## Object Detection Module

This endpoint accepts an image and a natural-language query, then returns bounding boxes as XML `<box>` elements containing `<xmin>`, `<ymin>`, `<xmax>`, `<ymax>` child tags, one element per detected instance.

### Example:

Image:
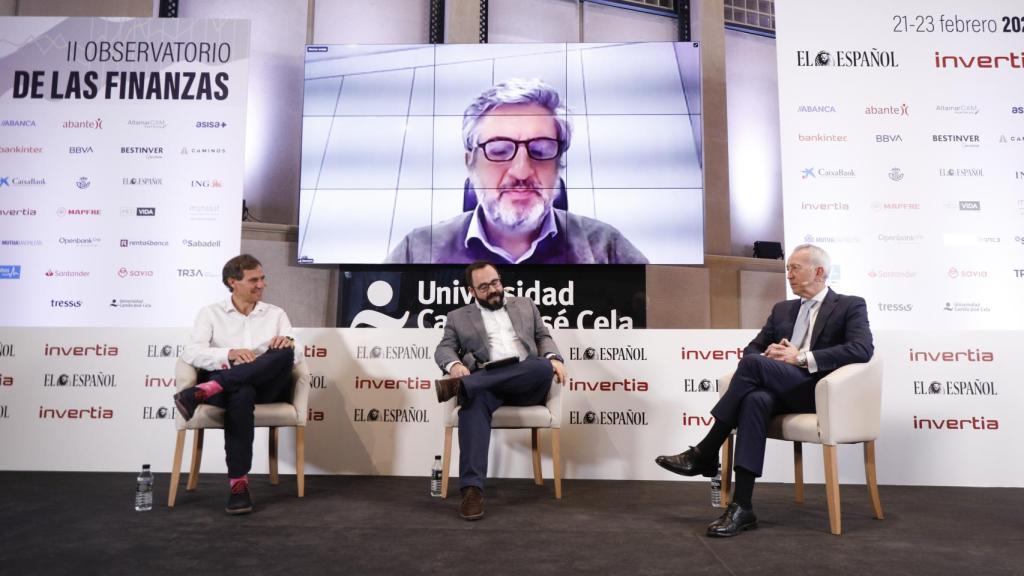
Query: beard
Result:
<box><xmin>476</xmin><ymin>289</ymin><xmax>505</xmax><ymax>311</ymax></box>
<box><xmin>476</xmin><ymin>180</ymin><xmax>553</xmax><ymax>233</ymax></box>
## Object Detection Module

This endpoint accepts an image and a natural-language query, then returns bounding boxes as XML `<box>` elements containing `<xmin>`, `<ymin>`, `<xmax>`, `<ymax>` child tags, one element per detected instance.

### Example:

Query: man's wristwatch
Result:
<box><xmin>545</xmin><ymin>353</ymin><xmax>564</xmax><ymax>363</ymax></box>
<box><xmin>796</xmin><ymin>351</ymin><xmax>808</xmax><ymax>368</ymax></box>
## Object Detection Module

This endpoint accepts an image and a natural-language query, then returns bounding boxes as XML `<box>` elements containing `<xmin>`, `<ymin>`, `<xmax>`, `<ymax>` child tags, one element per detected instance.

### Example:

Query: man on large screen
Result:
<box><xmin>385</xmin><ymin>78</ymin><xmax>648</xmax><ymax>265</ymax></box>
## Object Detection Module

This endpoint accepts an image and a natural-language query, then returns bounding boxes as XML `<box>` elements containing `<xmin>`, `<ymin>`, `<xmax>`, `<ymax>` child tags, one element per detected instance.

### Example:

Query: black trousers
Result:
<box><xmin>457</xmin><ymin>356</ymin><xmax>554</xmax><ymax>490</ymax></box>
<box><xmin>710</xmin><ymin>353</ymin><xmax>817</xmax><ymax>476</ymax></box>
<box><xmin>203</xmin><ymin>347</ymin><xmax>295</xmax><ymax>478</ymax></box>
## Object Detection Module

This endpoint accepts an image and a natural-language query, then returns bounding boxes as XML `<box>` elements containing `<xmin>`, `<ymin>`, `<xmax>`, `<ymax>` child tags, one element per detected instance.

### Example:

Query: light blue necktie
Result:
<box><xmin>790</xmin><ymin>299</ymin><xmax>817</xmax><ymax>349</ymax></box>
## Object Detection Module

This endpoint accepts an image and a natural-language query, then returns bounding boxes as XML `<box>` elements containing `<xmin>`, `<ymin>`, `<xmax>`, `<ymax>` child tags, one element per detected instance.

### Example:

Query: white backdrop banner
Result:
<box><xmin>775</xmin><ymin>0</ymin><xmax>1024</xmax><ymax>329</ymax></box>
<box><xmin>0</xmin><ymin>17</ymin><xmax>250</xmax><ymax>326</ymax></box>
<box><xmin>0</xmin><ymin>328</ymin><xmax>1018</xmax><ymax>488</ymax></box>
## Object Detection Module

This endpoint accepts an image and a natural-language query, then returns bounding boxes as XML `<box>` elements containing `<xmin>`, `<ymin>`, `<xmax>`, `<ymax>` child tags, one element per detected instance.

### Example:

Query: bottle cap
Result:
<box><xmin>143</xmin><ymin>464</ymin><xmax>151</xmax><ymax>469</ymax></box>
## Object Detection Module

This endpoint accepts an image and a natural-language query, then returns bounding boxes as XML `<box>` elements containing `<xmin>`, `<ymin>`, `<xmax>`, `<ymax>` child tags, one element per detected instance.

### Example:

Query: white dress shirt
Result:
<box><xmin>802</xmin><ymin>287</ymin><xmax>829</xmax><ymax>373</ymax></box>
<box><xmin>476</xmin><ymin>301</ymin><xmax>529</xmax><ymax>362</ymax></box>
<box><xmin>182</xmin><ymin>298</ymin><xmax>295</xmax><ymax>371</ymax></box>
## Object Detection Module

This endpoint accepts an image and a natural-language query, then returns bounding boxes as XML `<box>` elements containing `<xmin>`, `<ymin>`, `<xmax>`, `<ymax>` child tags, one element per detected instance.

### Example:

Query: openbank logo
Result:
<box><xmin>568</xmin><ymin>346</ymin><xmax>648</xmax><ymax>361</ymax></box>
<box><xmin>2</xmin><ymin>144</ymin><xmax>44</xmax><ymax>155</ymax></box>
<box><xmin>117</xmin><ymin>267</ymin><xmax>155</xmax><ymax>278</ymax></box>
<box><xmin>0</xmin><ymin>265</ymin><xmax>21</xmax><ymax>279</ymax></box>
<box><xmin>913</xmin><ymin>379</ymin><xmax>997</xmax><ymax>396</ymax></box>
<box><xmin>939</xmin><ymin>168</ymin><xmax>983</xmax><ymax>177</ymax></box>
<box><xmin>0</xmin><ymin>208</ymin><xmax>37</xmax><ymax>216</ymax></box>
<box><xmin>798</xmin><ymin>133</ymin><xmax>847</xmax><ymax>143</ymax></box>
<box><xmin>120</xmin><ymin>239</ymin><xmax>169</xmax><ymax>248</ymax></box>
<box><xmin>568</xmin><ymin>378</ymin><xmax>648</xmax><ymax>392</ymax></box>
<box><xmin>59</xmin><ymin>236</ymin><xmax>100</xmax><ymax>247</ymax></box>
<box><xmin>109</xmin><ymin>298</ymin><xmax>152</xmax><ymax>309</ymax></box>
<box><xmin>796</xmin><ymin>104</ymin><xmax>836</xmax><ymax>113</ymax></box>
<box><xmin>932</xmin><ymin>134</ymin><xmax>980</xmax><ymax>147</ymax></box>
<box><xmin>569</xmin><ymin>409</ymin><xmax>648</xmax><ymax>426</ymax></box>
<box><xmin>62</xmin><ymin>118</ymin><xmax>102</xmax><ymax>129</ymax></box>
<box><xmin>122</xmin><ymin>177</ymin><xmax>163</xmax><ymax>186</ymax></box>
<box><xmin>181</xmin><ymin>239</ymin><xmax>222</xmax><ymax>248</ymax></box>
<box><xmin>1</xmin><ymin>119</ymin><xmax>36</xmax><ymax>127</ymax></box>
<box><xmin>872</xmin><ymin>201</ymin><xmax>920</xmax><ymax>211</ymax></box>
<box><xmin>867</xmin><ymin>269</ymin><xmax>916</xmax><ymax>279</ymax></box>
<box><xmin>43</xmin><ymin>372</ymin><xmax>116</xmax><ymax>387</ymax></box>
<box><xmin>801</xmin><ymin>167</ymin><xmax>855</xmax><ymax>179</ymax></box>
<box><xmin>936</xmin><ymin>104</ymin><xmax>980</xmax><ymax>115</ymax></box>
<box><xmin>45</xmin><ymin>269</ymin><xmax>89</xmax><ymax>279</ymax></box>
<box><xmin>908</xmin><ymin>348</ymin><xmax>993</xmax><ymax>362</ymax></box>
<box><xmin>121</xmin><ymin>146</ymin><xmax>164</xmax><ymax>159</ymax></box>
<box><xmin>947</xmin><ymin>267</ymin><xmax>987</xmax><ymax>279</ymax></box>
<box><xmin>796</xmin><ymin>49</ymin><xmax>898</xmax><ymax>68</ymax></box>
<box><xmin>127</xmin><ymin>119</ymin><xmax>167</xmax><ymax>129</ymax></box>
<box><xmin>912</xmin><ymin>415</ymin><xmax>998</xmax><ymax>431</ymax></box>
<box><xmin>353</xmin><ymin>407</ymin><xmax>429</xmax><ymax>423</ymax></box>
<box><xmin>865</xmin><ymin>104</ymin><xmax>909</xmax><ymax>116</ymax></box>
<box><xmin>38</xmin><ymin>405</ymin><xmax>114</xmax><ymax>420</ymax></box>
<box><xmin>683</xmin><ymin>378</ymin><xmax>719</xmax><ymax>392</ymax></box>
<box><xmin>0</xmin><ymin>176</ymin><xmax>45</xmax><ymax>188</ymax></box>
<box><xmin>57</xmin><ymin>207</ymin><xmax>101</xmax><ymax>216</ymax></box>
<box><xmin>801</xmin><ymin>201</ymin><xmax>849</xmax><ymax>211</ymax></box>
<box><xmin>354</xmin><ymin>345</ymin><xmax>430</xmax><ymax>360</ymax></box>
<box><xmin>877</xmin><ymin>233</ymin><xmax>924</xmax><ymax>244</ymax></box>
<box><xmin>943</xmin><ymin>301</ymin><xmax>992</xmax><ymax>313</ymax></box>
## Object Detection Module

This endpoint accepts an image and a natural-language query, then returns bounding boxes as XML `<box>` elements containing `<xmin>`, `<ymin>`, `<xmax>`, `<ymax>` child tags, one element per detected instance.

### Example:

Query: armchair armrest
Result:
<box><xmin>814</xmin><ymin>356</ymin><xmax>883</xmax><ymax>445</ymax></box>
<box><xmin>291</xmin><ymin>361</ymin><xmax>311</xmax><ymax>425</ymax></box>
<box><xmin>546</xmin><ymin>376</ymin><xmax>563</xmax><ymax>428</ymax></box>
<box><xmin>175</xmin><ymin>358</ymin><xmax>198</xmax><ymax>392</ymax></box>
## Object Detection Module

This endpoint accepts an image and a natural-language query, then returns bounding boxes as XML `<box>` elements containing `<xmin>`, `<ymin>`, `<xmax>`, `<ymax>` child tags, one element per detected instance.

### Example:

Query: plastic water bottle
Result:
<box><xmin>710</xmin><ymin>464</ymin><xmax>722</xmax><ymax>508</ymax></box>
<box><xmin>135</xmin><ymin>464</ymin><xmax>154</xmax><ymax>511</ymax></box>
<box><xmin>430</xmin><ymin>455</ymin><xmax>443</xmax><ymax>497</ymax></box>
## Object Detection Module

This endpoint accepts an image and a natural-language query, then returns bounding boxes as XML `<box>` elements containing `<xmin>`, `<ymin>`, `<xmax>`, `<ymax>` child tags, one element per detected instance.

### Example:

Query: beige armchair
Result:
<box><xmin>167</xmin><ymin>357</ymin><xmax>311</xmax><ymax>507</ymax></box>
<box><xmin>440</xmin><ymin>377</ymin><xmax>562</xmax><ymax>499</ymax></box>
<box><xmin>719</xmin><ymin>356</ymin><xmax>884</xmax><ymax>534</ymax></box>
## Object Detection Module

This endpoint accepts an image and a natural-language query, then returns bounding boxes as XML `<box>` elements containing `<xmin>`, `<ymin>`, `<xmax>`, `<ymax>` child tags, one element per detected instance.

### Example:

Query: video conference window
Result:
<box><xmin>298</xmin><ymin>42</ymin><xmax>704</xmax><ymax>265</ymax></box>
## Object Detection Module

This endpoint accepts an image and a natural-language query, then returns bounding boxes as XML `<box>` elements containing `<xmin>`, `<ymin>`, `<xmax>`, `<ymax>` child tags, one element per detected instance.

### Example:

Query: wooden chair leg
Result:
<box><xmin>531</xmin><ymin>428</ymin><xmax>543</xmax><ymax>486</ymax></box>
<box><xmin>168</xmin><ymin>430</ymin><xmax>185</xmax><ymax>507</ymax></box>
<box><xmin>295</xmin><ymin>427</ymin><xmax>305</xmax><ymax>498</ymax></box>
<box><xmin>551</xmin><ymin>428</ymin><xmax>562</xmax><ymax>500</ymax></box>
<box><xmin>187</xmin><ymin>429</ymin><xmax>204</xmax><ymax>491</ymax></box>
<box><xmin>793</xmin><ymin>441</ymin><xmax>804</xmax><ymax>504</ymax></box>
<box><xmin>269</xmin><ymin>427</ymin><xmax>279</xmax><ymax>485</ymax></box>
<box><xmin>441</xmin><ymin>426</ymin><xmax>453</xmax><ymax>499</ymax></box>
<box><xmin>823</xmin><ymin>444</ymin><xmax>842</xmax><ymax>535</ymax></box>
<box><xmin>864</xmin><ymin>440</ymin><xmax>883</xmax><ymax>519</ymax></box>
<box><xmin>721</xmin><ymin>435</ymin><xmax>733</xmax><ymax>506</ymax></box>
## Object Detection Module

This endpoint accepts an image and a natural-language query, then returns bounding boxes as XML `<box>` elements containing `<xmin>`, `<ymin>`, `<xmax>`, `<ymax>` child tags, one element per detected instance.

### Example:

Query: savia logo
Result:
<box><xmin>76</xmin><ymin>177</ymin><xmax>90</xmax><ymax>189</ymax></box>
<box><xmin>353</xmin><ymin>407</ymin><xmax>429</xmax><ymax>423</ymax></box>
<box><xmin>62</xmin><ymin>118</ymin><xmax>103</xmax><ymax>129</ymax></box>
<box><xmin>569</xmin><ymin>409</ymin><xmax>648</xmax><ymax>426</ymax></box>
<box><xmin>117</xmin><ymin>267</ymin><xmax>155</xmax><ymax>278</ymax></box>
<box><xmin>796</xmin><ymin>49</ymin><xmax>898</xmax><ymax>68</ymax></box>
<box><xmin>888</xmin><ymin>168</ymin><xmax>905</xmax><ymax>181</ymax></box>
<box><xmin>864</xmin><ymin>103</ymin><xmax>909</xmax><ymax>116</ymax></box>
<box><xmin>913</xmin><ymin>379</ymin><xmax>997</xmax><ymax>396</ymax></box>
<box><xmin>947</xmin><ymin>267</ymin><xmax>988</xmax><ymax>279</ymax></box>
<box><xmin>0</xmin><ymin>265</ymin><xmax>21</xmax><ymax>279</ymax></box>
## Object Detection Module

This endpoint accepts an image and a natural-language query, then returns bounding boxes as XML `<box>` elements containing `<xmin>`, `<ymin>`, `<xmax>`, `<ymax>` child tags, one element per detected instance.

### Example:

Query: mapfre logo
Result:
<box><xmin>353</xmin><ymin>407</ymin><xmax>429</xmax><ymax>423</ymax></box>
<box><xmin>57</xmin><ymin>208</ymin><xmax>102</xmax><ymax>216</ymax></box>
<box><xmin>913</xmin><ymin>379</ymin><xmax>997</xmax><ymax>396</ymax></box>
<box><xmin>568</xmin><ymin>378</ymin><xmax>648</xmax><ymax>392</ymax></box>
<box><xmin>38</xmin><ymin>405</ymin><xmax>114</xmax><ymax>419</ymax></box>
<box><xmin>352</xmin><ymin>375</ymin><xmax>432</xmax><ymax>390</ymax></box>
<box><xmin>912</xmin><ymin>415</ymin><xmax>998</xmax><ymax>430</ymax></box>
<box><xmin>908</xmin><ymin>348</ymin><xmax>994</xmax><ymax>362</ymax></box>
<box><xmin>569</xmin><ymin>409</ymin><xmax>648</xmax><ymax>426</ymax></box>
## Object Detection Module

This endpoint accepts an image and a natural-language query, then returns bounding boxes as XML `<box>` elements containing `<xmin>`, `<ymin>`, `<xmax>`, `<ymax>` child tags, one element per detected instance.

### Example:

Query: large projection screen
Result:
<box><xmin>298</xmin><ymin>42</ymin><xmax>704</xmax><ymax>265</ymax></box>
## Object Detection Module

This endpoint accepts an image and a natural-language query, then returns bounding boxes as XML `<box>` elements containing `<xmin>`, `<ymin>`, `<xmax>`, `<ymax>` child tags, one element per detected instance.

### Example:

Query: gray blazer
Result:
<box><xmin>434</xmin><ymin>296</ymin><xmax>562</xmax><ymax>373</ymax></box>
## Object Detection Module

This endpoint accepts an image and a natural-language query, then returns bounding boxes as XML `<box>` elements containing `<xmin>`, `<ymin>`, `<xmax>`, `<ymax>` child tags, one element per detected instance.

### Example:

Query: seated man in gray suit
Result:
<box><xmin>386</xmin><ymin>78</ymin><xmax>647</xmax><ymax>265</ymax></box>
<box><xmin>433</xmin><ymin>261</ymin><xmax>567</xmax><ymax>520</ymax></box>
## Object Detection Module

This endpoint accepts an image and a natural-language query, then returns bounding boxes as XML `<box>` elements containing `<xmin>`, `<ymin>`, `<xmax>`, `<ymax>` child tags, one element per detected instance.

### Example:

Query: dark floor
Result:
<box><xmin>0</xmin><ymin>472</ymin><xmax>1021</xmax><ymax>575</ymax></box>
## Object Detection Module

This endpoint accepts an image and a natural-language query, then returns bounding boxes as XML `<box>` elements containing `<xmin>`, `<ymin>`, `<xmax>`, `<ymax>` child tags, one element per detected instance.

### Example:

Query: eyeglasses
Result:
<box><xmin>474</xmin><ymin>278</ymin><xmax>503</xmax><ymax>292</ymax></box>
<box><xmin>475</xmin><ymin>137</ymin><xmax>562</xmax><ymax>162</ymax></box>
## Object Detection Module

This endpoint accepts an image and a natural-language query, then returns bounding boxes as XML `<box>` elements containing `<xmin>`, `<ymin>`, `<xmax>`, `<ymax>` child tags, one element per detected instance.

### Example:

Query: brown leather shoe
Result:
<box><xmin>435</xmin><ymin>376</ymin><xmax>462</xmax><ymax>403</ymax></box>
<box><xmin>459</xmin><ymin>486</ymin><xmax>484</xmax><ymax>520</ymax></box>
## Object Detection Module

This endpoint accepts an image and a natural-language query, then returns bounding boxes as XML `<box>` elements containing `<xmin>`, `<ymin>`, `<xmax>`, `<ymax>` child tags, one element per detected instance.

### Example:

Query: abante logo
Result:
<box><xmin>353</xmin><ymin>407</ymin><xmax>429</xmax><ymax>423</ymax></box>
<box><xmin>352</xmin><ymin>375</ymin><xmax>432</xmax><ymax>390</ymax></box>
<box><xmin>568</xmin><ymin>378</ymin><xmax>648</xmax><ymax>392</ymax></box>
<box><xmin>865</xmin><ymin>104</ymin><xmax>909</xmax><ymax>116</ymax></box>
<box><xmin>912</xmin><ymin>416</ymin><xmax>998</xmax><ymax>430</ymax></box>
<box><xmin>569</xmin><ymin>409</ymin><xmax>648</xmax><ymax>426</ymax></box>
<box><xmin>38</xmin><ymin>405</ymin><xmax>114</xmax><ymax>420</ymax></box>
<box><xmin>935</xmin><ymin>51</ymin><xmax>1024</xmax><ymax>69</ymax></box>
<box><xmin>62</xmin><ymin>118</ymin><xmax>103</xmax><ymax>129</ymax></box>
<box><xmin>908</xmin><ymin>348</ymin><xmax>994</xmax><ymax>362</ymax></box>
<box><xmin>44</xmin><ymin>343</ymin><xmax>118</xmax><ymax>356</ymax></box>
<box><xmin>680</xmin><ymin>347</ymin><xmax>744</xmax><ymax>361</ymax></box>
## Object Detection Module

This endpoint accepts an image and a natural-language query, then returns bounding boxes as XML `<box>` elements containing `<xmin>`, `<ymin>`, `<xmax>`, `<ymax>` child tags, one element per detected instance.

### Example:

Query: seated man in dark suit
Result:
<box><xmin>433</xmin><ymin>261</ymin><xmax>567</xmax><ymax>520</ymax></box>
<box><xmin>656</xmin><ymin>244</ymin><xmax>873</xmax><ymax>536</ymax></box>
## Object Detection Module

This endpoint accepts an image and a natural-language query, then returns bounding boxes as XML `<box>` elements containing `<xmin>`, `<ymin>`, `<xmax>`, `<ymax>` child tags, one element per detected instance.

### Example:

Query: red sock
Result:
<box><xmin>197</xmin><ymin>380</ymin><xmax>223</xmax><ymax>398</ymax></box>
<box><xmin>230</xmin><ymin>475</ymin><xmax>248</xmax><ymax>490</ymax></box>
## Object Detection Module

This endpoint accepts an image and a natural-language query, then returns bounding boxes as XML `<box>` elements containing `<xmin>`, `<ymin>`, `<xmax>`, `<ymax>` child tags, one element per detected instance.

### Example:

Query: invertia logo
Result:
<box><xmin>0</xmin><ymin>208</ymin><xmax>37</xmax><ymax>216</ymax></box>
<box><xmin>913</xmin><ymin>416</ymin><xmax>998</xmax><ymax>430</ymax></box>
<box><xmin>865</xmin><ymin>104</ymin><xmax>908</xmax><ymax>116</ymax></box>
<box><xmin>352</xmin><ymin>375</ymin><xmax>432</xmax><ymax>390</ymax></box>
<box><xmin>913</xmin><ymin>379</ymin><xmax>997</xmax><ymax>396</ymax></box>
<box><xmin>38</xmin><ymin>405</ymin><xmax>114</xmax><ymax>419</ymax></box>
<box><xmin>568</xmin><ymin>378</ymin><xmax>648</xmax><ymax>392</ymax></box>
<box><xmin>307</xmin><ymin>408</ymin><xmax>325</xmax><ymax>422</ymax></box>
<box><xmin>569</xmin><ymin>410</ymin><xmax>648</xmax><ymax>426</ymax></box>
<box><xmin>353</xmin><ymin>407</ymin><xmax>429</xmax><ymax>423</ymax></box>
<box><xmin>43</xmin><ymin>343</ymin><xmax>117</xmax><ymax>356</ymax></box>
<box><xmin>935</xmin><ymin>51</ymin><xmax>1024</xmax><ymax>69</ymax></box>
<box><xmin>304</xmin><ymin>345</ymin><xmax>328</xmax><ymax>358</ymax></box>
<box><xmin>62</xmin><ymin>118</ymin><xmax>103</xmax><ymax>129</ymax></box>
<box><xmin>680</xmin><ymin>347</ymin><xmax>744</xmax><ymax>361</ymax></box>
<box><xmin>144</xmin><ymin>375</ymin><xmax>175</xmax><ymax>388</ymax></box>
<box><xmin>681</xmin><ymin>412</ymin><xmax>714</xmax><ymax>427</ymax></box>
<box><xmin>908</xmin><ymin>348</ymin><xmax>994</xmax><ymax>362</ymax></box>
<box><xmin>1</xmin><ymin>373</ymin><xmax>13</xmax><ymax>386</ymax></box>
<box><xmin>801</xmin><ymin>201</ymin><xmax>849</xmax><ymax>211</ymax></box>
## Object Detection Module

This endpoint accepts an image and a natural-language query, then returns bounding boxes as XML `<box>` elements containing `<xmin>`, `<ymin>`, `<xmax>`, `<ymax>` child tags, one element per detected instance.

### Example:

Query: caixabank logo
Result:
<box><xmin>355</xmin><ymin>345</ymin><xmax>431</xmax><ymax>360</ymax></box>
<box><xmin>568</xmin><ymin>345</ymin><xmax>647</xmax><ymax>361</ymax></box>
<box><xmin>683</xmin><ymin>378</ymin><xmax>719</xmax><ymax>393</ymax></box>
<box><xmin>142</xmin><ymin>406</ymin><xmax>176</xmax><ymax>420</ymax></box>
<box><xmin>913</xmin><ymin>379</ymin><xmax>997</xmax><ymax>396</ymax></box>
<box><xmin>43</xmin><ymin>372</ymin><xmax>116</xmax><ymax>388</ymax></box>
<box><xmin>568</xmin><ymin>377</ymin><xmax>648</xmax><ymax>392</ymax></box>
<box><xmin>352</xmin><ymin>375</ymin><xmax>433</xmax><ymax>391</ymax></box>
<box><xmin>146</xmin><ymin>344</ymin><xmax>183</xmax><ymax>358</ymax></box>
<box><xmin>569</xmin><ymin>409</ymin><xmax>648</xmax><ymax>426</ymax></box>
<box><xmin>353</xmin><ymin>407</ymin><xmax>430</xmax><ymax>423</ymax></box>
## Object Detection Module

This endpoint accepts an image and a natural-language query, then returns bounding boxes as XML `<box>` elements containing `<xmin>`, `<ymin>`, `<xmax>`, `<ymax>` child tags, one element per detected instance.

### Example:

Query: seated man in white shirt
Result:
<box><xmin>175</xmin><ymin>254</ymin><xmax>297</xmax><ymax>515</ymax></box>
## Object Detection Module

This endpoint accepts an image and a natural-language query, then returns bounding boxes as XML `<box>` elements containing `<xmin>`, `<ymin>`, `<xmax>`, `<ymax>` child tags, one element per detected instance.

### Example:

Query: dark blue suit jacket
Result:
<box><xmin>744</xmin><ymin>288</ymin><xmax>874</xmax><ymax>375</ymax></box>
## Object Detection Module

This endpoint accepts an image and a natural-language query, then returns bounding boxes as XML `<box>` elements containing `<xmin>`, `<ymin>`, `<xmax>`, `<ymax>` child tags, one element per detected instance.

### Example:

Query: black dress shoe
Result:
<box><xmin>459</xmin><ymin>486</ymin><xmax>484</xmax><ymax>520</ymax></box>
<box><xmin>173</xmin><ymin>387</ymin><xmax>203</xmax><ymax>421</ymax></box>
<box><xmin>655</xmin><ymin>446</ymin><xmax>719</xmax><ymax>477</ymax></box>
<box><xmin>435</xmin><ymin>377</ymin><xmax>462</xmax><ymax>403</ymax></box>
<box><xmin>225</xmin><ymin>480</ymin><xmax>253</xmax><ymax>515</ymax></box>
<box><xmin>707</xmin><ymin>502</ymin><xmax>758</xmax><ymax>537</ymax></box>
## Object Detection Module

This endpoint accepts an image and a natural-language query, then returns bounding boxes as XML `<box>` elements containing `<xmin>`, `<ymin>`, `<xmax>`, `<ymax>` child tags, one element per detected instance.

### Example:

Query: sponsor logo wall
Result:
<box><xmin>0</xmin><ymin>328</ymin><xmax>1019</xmax><ymax>487</ymax></box>
<box><xmin>776</xmin><ymin>0</ymin><xmax>1024</xmax><ymax>329</ymax></box>
<box><xmin>0</xmin><ymin>17</ymin><xmax>250</xmax><ymax>326</ymax></box>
